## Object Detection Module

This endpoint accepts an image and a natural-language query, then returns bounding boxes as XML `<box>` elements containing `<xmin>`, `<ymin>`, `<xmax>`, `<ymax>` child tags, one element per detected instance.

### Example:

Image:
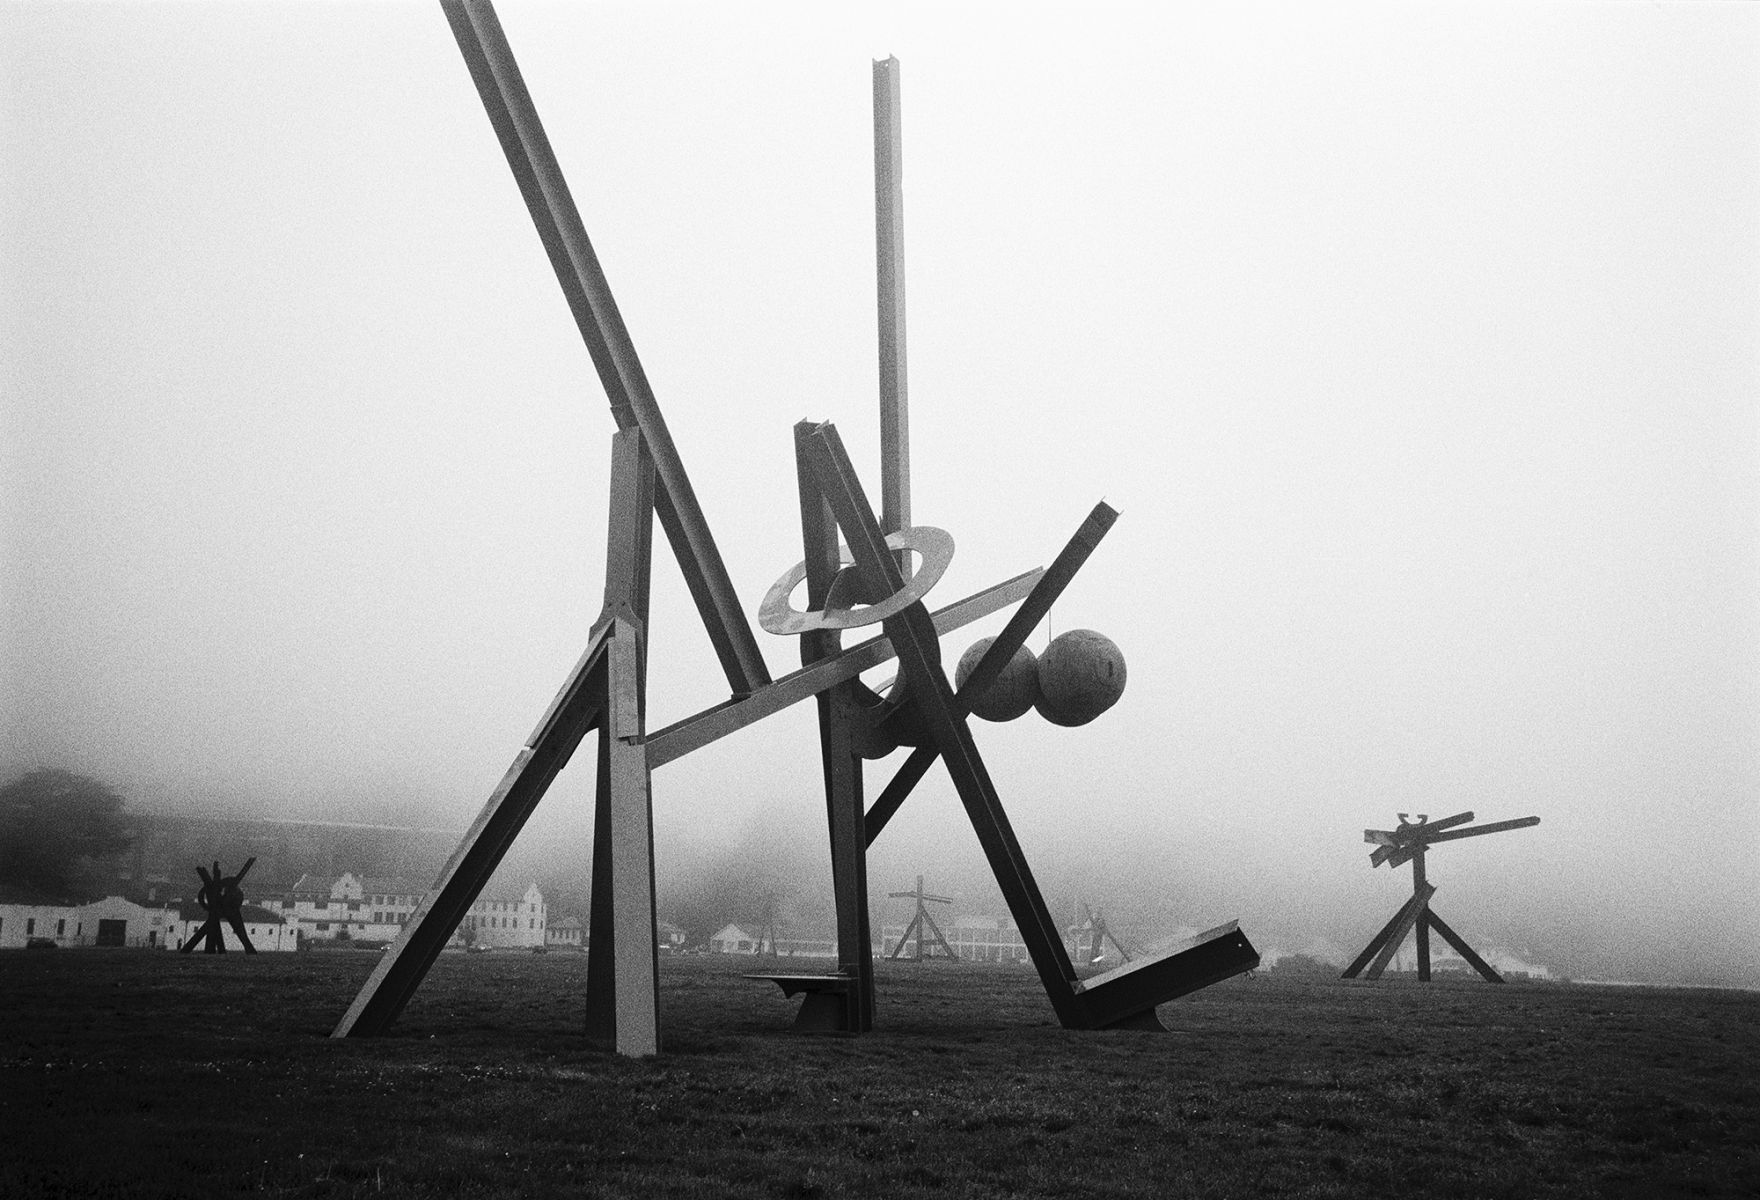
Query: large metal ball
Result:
<box><xmin>954</xmin><ymin>637</ymin><xmax>1040</xmax><ymax>722</ymax></box>
<box><xmin>1034</xmin><ymin>629</ymin><xmax>1126</xmax><ymax>727</ymax></box>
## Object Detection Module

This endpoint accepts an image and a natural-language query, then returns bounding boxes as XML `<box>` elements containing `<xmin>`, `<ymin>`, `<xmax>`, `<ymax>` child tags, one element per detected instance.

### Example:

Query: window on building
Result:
<box><xmin>57</xmin><ymin>919</ymin><xmax>66</xmax><ymax>935</ymax></box>
<box><xmin>27</xmin><ymin>918</ymin><xmax>36</xmax><ymax>935</ymax></box>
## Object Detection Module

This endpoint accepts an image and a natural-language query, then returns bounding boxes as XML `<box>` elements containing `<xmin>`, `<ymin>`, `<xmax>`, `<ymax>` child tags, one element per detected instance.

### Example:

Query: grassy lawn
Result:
<box><xmin>2</xmin><ymin>949</ymin><xmax>1754</xmax><ymax>1198</ymax></box>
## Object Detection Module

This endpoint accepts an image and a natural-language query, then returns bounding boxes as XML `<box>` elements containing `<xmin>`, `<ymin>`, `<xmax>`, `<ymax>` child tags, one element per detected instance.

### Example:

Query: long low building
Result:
<box><xmin>0</xmin><ymin>893</ymin><xmax>297</xmax><ymax>951</ymax></box>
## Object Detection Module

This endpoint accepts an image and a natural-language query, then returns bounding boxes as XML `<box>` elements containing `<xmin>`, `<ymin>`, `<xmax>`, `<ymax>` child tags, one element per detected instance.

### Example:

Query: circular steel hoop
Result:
<box><xmin>758</xmin><ymin>526</ymin><xmax>955</xmax><ymax>635</ymax></box>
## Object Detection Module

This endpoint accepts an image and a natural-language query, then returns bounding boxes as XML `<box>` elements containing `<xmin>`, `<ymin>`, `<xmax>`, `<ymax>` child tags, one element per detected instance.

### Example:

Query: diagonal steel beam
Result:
<box><xmin>440</xmin><ymin>0</ymin><xmax>769</xmax><ymax>696</ymax></box>
<box><xmin>1421</xmin><ymin>816</ymin><xmax>1541</xmax><ymax>845</ymax></box>
<box><xmin>957</xmin><ymin>501</ymin><xmax>1117</xmax><ymax>707</ymax></box>
<box><xmin>863</xmin><ymin>502</ymin><xmax>1119</xmax><ymax>846</ymax></box>
<box><xmin>644</xmin><ymin>568</ymin><xmax>1041</xmax><ymax>769</ymax></box>
<box><xmin>1424</xmin><ymin>909</ymin><xmax>1504</xmax><ymax>983</ymax></box>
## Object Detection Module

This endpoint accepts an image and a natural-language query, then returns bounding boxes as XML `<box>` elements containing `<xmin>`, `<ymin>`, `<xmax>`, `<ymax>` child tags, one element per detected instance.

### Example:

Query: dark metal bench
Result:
<box><xmin>745</xmin><ymin>974</ymin><xmax>857</xmax><ymax>1032</ymax></box>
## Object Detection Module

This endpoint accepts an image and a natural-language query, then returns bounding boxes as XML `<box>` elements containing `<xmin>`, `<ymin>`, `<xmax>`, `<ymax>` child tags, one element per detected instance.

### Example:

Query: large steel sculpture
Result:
<box><xmin>334</xmin><ymin>0</ymin><xmax>1258</xmax><ymax>1055</ymax></box>
<box><xmin>1343</xmin><ymin>811</ymin><xmax>1540</xmax><ymax>982</ymax></box>
<box><xmin>179</xmin><ymin>858</ymin><xmax>258</xmax><ymax>954</ymax></box>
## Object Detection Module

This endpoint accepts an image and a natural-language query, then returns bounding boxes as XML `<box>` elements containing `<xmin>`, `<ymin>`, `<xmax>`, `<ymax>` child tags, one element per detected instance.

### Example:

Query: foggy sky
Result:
<box><xmin>3</xmin><ymin>3</ymin><xmax>1756</xmax><ymax>984</ymax></box>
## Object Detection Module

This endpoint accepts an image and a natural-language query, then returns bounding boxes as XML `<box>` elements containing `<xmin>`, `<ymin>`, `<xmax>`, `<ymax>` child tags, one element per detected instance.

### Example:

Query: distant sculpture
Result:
<box><xmin>1343</xmin><ymin>811</ymin><xmax>1539</xmax><ymax>982</ymax></box>
<box><xmin>333</xmin><ymin>0</ymin><xmax>1257</xmax><ymax>1056</ymax></box>
<box><xmin>886</xmin><ymin>876</ymin><xmax>958</xmax><ymax>961</ymax></box>
<box><xmin>179</xmin><ymin>857</ymin><xmax>258</xmax><ymax>955</ymax></box>
<box><xmin>1071</xmin><ymin>902</ymin><xmax>1133</xmax><ymax>965</ymax></box>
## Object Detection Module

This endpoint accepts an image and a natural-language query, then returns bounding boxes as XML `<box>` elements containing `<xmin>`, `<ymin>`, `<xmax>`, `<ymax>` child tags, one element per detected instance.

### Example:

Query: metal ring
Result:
<box><xmin>758</xmin><ymin>526</ymin><xmax>955</xmax><ymax>635</ymax></box>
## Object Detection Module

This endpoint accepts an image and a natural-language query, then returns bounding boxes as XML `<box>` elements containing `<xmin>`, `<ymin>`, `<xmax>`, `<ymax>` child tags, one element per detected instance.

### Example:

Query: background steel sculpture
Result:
<box><xmin>179</xmin><ymin>858</ymin><xmax>257</xmax><ymax>954</ymax></box>
<box><xmin>334</xmin><ymin>0</ymin><xmax>1258</xmax><ymax>1055</ymax></box>
<box><xmin>1073</xmin><ymin>902</ymin><xmax>1133</xmax><ymax>966</ymax></box>
<box><xmin>886</xmin><ymin>876</ymin><xmax>958</xmax><ymax>962</ymax></box>
<box><xmin>1343</xmin><ymin>811</ymin><xmax>1540</xmax><ymax>982</ymax></box>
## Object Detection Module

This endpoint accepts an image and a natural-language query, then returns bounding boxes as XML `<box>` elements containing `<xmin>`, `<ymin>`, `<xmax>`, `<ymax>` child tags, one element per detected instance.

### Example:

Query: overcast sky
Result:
<box><xmin>3</xmin><ymin>2</ymin><xmax>1755</xmax><ymax>984</ymax></box>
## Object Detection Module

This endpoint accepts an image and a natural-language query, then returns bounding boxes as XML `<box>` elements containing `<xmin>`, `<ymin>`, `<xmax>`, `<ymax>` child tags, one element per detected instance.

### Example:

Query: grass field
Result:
<box><xmin>2</xmin><ymin>949</ymin><xmax>1755</xmax><ymax>1198</ymax></box>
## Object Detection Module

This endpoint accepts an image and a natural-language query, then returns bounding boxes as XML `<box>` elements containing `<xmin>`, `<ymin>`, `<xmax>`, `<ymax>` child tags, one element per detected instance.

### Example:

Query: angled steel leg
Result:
<box><xmin>333</xmin><ymin>625</ymin><xmax>612</xmax><ymax>1038</ymax></box>
<box><xmin>1425</xmin><ymin>909</ymin><xmax>1504</xmax><ymax>983</ymax></box>
<box><xmin>1342</xmin><ymin>894</ymin><xmax>1420</xmax><ymax>979</ymax></box>
<box><xmin>338</xmin><ymin>428</ymin><xmax>660</xmax><ymax>1045</ymax></box>
<box><xmin>1340</xmin><ymin>882</ymin><xmax>1437</xmax><ymax>982</ymax></box>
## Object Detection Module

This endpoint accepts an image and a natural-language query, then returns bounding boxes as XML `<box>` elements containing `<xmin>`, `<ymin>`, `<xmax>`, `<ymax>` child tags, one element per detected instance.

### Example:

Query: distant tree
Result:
<box><xmin>1271</xmin><ymin>953</ymin><xmax>1337</xmax><ymax>979</ymax></box>
<box><xmin>0</xmin><ymin>769</ymin><xmax>137</xmax><ymax>899</ymax></box>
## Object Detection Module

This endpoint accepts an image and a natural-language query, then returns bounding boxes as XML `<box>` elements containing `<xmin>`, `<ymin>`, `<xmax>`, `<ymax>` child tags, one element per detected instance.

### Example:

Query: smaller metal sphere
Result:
<box><xmin>954</xmin><ymin>638</ymin><xmax>1040</xmax><ymax>722</ymax></box>
<box><xmin>1034</xmin><ymin>629</ymin><xmax>1126</xmax><ymax>727</ymax></box>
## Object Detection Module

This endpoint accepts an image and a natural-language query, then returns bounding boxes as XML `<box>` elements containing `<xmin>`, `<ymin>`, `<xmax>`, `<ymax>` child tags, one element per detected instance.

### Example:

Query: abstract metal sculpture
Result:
<box><xmin>1072</xmin><ymin>902</ymin><xmax>1133</xmax><ymax>966</ymax></box>
<box><xmin>886</xmin><ymin>876</ymin><xmax>958</xmax><ymax>962</ymax></box>
<box><xmin>179</xmin><ymin>858</ymin><xmax>258</xmax><ymax>955</ymax></box>
<box><xmin>1342</xmin><ymin>811</ymin><xmax>1540</xmax><ymax>982</ymax></box>
<box><xmin>333</xmin><ymin>0</ymin><xmax>1258</xmax><ymax>1055</ymax></box>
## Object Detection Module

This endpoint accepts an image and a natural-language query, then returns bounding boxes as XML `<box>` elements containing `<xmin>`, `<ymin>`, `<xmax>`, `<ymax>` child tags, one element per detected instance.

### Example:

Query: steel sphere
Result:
<box><xmin>1033</xmin><ymin>629</ymin><xmax>1126</xmax><ymax>727</ymax></box>
<box><xmin>954</xmin><ymin>637</ymin><xmax>1040</xmax><ymax>722</ymax></box>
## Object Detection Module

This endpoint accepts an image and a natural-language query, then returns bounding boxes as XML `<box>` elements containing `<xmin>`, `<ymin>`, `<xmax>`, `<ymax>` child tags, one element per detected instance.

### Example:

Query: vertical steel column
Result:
<box><xmin>584</xmin><ymin>622</ymin><xmax>661</xmax><ymax>1054</ymax></box>
<box><xmin>873</xmin><ymin>56</ymin><xmax>909</xmax><ymax>545</ymax></box>
<box><xmin>584</xmin><ymin>430</ymin><xmax>661</xmax><ymax>1054</ymax></box>
<box><xmin>1412</xmin><ymin>847</ymin><xmax>1431</xmax><ymax>982</ymax></box>
<box><xmin>793</xmin><ymin>422</ymin><xmax>874</xmax><ymax>1031</ymax></box>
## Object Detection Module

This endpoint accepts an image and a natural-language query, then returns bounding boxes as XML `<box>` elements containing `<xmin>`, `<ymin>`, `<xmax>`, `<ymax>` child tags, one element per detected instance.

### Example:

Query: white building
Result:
<box><xmin>709</xmin><ymin>923</ymin><xmax>761</xmax><ymax>954</ymax></box>
<box><xmin>457</xmin><ymin>882</ymin><xmax>546</xmax><ymax>950</ymax></box>
<box><xmin>0</xmin><ymin>898</ymin><xmax>81</xmax><ymax>948</ymax></box>
<box><xmin>547</xmin><ymin>915</ymin><xmax>584</xmax><ymax>950</ymax></box>
<box><xmin>0</xmin><ymin>894</ymin><xmax>293</xmax><ymax>951</ymax></box>
<box><xmin>271</xmin><ymin>872</ymin><xmax>546</xmax><ymax>949</ymax></box>
<box><xmin>78</xmin><ymin>895</ymin><xmax>180</xmax><ymax>949</ymax></box>
<box><xmin>945</xmin><ymin>915</ymin><xmax>1031</xmax><ymax>964</ymax></box>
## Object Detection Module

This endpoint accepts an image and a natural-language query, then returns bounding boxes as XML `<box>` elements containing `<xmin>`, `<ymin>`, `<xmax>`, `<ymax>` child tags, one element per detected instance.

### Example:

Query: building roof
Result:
<box><xmin>288</xmin><ymin>873</ymin><xmax>340</xmax><ymax>895</ymax></box>
<box><xmin>172</xmin><ymin>901</ymin><xmax>287</xmax><ymax>924</ymax></box>
<box><xmin>357</xmin><ymin>877</ymin><xmax>420</xmax><ymax>896</ymax></box>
